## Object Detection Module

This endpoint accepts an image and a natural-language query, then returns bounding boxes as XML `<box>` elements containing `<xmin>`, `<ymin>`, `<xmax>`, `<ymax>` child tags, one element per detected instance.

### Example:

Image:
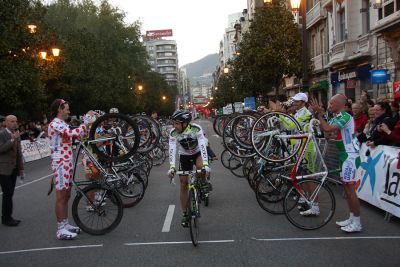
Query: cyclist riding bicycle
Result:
<box><xmin>167</xmin><ymin>109</ymin><xmax>211</xmax><ymax>227</ymax></box>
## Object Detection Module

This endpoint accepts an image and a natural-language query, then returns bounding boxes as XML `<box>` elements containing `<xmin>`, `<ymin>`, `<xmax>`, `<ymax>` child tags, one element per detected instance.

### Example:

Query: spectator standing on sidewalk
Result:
<box><xmin>352</xmin><ymin>102</ymin><xmax>368</xmax><ymax>138</ymax></box>
<box><xmin>366</xmin><ymin>102</ymin><xmax>396</xmax><ymax>148</ymax></box>
<box><xmin>0</xmin><ymin>115</ymin><xmax>24</xmax><ymax>226</ymax></box>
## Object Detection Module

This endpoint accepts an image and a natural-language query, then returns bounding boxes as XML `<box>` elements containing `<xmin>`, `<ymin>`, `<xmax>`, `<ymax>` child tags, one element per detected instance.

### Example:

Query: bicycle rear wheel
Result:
<box><xmin>116</xmin><ymin>172</ymin><xmax>146</xmax><ymax>208</ymax></box>
<box><xmin>283</xmin><ymin>179</ymin><xmax>335</xmax><ymax>230</ymax></box>
<box><xmin>89</xmin><ymin>113</ymin><xmax>140</xmax><ymax>163</ymax></box>
<box><xmin>72</xmin><ymin>184</ymin><xmax>123</xmax><ymax>235</ymax></box>
<box><xmin>188</xmin><ymin>188</ymin><xmax>199</xmax><ymax>246</ymax></box>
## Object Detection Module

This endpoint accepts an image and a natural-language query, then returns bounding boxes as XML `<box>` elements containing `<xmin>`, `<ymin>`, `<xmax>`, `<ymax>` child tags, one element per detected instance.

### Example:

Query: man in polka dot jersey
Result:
<box><xmin>48</xmin><ymin>99</ymin><xmax>93</xmax><ymax>240</ymax></box>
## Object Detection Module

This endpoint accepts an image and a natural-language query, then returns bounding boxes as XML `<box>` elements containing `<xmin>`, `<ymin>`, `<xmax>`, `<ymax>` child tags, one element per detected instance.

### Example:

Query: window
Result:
<box><xmin>320</xmin><ymin>29</ymin><xmax>325</xmax><ymax>55</ymax></box>
<box><xmin>384</xmin><ymin>2</ymin><xmax>395</xmax><ymax>16</ymax></box>
<box><xmin>361</xmin><ymin>0</ymin><xmax>370</xmax><ymax>35</ymax></box>
<box><xmin>338</xmin><ymin>8</ymin><xmax>346</xmax><ymax>42</ymax></box>
<box><xmin>311</xmin><ymin>34</ymin><xmax>317</xmax><ymax>57</ymax></box>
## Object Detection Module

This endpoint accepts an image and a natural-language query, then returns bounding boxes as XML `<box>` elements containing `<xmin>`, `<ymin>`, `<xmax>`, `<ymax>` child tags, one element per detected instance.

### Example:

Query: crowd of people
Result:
<box><xmin>255</xmin><ymin>90</ymin><xmax>400</xmax><ymax>233</ymax></box>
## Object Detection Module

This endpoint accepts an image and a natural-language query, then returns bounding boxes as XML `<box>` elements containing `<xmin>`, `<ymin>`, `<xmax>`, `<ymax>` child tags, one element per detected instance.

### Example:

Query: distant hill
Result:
<box><xmin>181</xmin><ymin>53</ymin><xmax>219</xmax><ymax>80</ymax></box>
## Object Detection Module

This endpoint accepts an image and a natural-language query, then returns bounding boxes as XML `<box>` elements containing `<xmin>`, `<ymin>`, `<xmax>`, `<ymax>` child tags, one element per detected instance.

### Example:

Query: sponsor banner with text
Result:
<box><xmin>356</xmin><ymin>144</ymin><xmax>400</xmax><ymax>218</ymax></box>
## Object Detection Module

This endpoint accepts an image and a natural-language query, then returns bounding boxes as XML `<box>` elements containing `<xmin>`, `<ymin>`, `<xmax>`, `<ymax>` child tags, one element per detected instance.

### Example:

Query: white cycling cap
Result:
<box><xmin>292</xmin><ymin>93</ymin><xmax>308</xmax><ymax>103</ymax></box>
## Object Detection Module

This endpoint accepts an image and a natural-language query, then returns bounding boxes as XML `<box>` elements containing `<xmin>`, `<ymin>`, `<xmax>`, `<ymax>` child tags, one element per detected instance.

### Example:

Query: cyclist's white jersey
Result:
<box><xmin>168</xmin><ymin>123</ymin><xmax>209</xmax><ymax>169</ymax></box>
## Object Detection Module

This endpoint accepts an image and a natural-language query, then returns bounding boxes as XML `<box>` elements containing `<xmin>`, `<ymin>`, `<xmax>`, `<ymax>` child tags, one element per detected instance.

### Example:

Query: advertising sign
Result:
<box><xmin>244</xmin><ymin>97</ymin><xmax>256</xmax><ymax>111</ymax></box>
<box><xmin>234</xmin><ymin>102</ymin><xmax>244</xmax><ymax>113</ymax></box>
<box><xmin>371</xmin><ymin>69</ymin><xmax>390</xmax><ymax>84</ymax></box>
<box><xmin>146</xmin><ymin>29</ymin><xmax>173</xmax><ymax>38</ymax></box>
<box><xmin>356</xmin><ymin>144</ymin><xmax>400</xmax><ymax>218</ymax></box>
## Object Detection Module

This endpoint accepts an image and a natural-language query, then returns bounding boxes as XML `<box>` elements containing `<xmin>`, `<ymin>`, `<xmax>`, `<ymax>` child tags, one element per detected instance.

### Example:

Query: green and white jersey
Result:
<box><xmin>328</xmin><ymin>111</ymin><xmax>358</xmax><ymax>154</ymax></box>
<box><xmin>280</xmin><ymin>106</ymin><xmax>312</xmax><ymax>130</ymax></box>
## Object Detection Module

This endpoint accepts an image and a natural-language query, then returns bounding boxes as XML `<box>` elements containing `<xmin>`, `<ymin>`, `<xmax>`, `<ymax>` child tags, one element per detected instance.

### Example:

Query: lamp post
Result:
<box><xmin>290</xmin><ymin>0</ymin><xmax>309</xmax><ymax>90</ymax></box>
<box><xmin>263</xmin><ymin>0</ymin><xmax>272</xmax><ymax>5</ymax></box>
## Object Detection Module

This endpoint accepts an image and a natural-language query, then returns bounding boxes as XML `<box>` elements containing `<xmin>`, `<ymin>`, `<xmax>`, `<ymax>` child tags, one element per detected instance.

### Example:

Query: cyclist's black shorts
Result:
<box><xmin>179</xmin><ymin>152</ymin><xmax>201</xmax><ymax>172</ymax></box>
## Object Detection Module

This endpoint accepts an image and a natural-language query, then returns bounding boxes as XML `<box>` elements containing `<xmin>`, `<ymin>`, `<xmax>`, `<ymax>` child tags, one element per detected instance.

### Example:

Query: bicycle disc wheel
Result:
<box><xmin>89</xmin><ymin>113</ymin><xmax>140</xmax><ymax>163</ymax></box>
<box><xmin>283</xmin><ymin>179</ymin><xmax>335</xmax><ymax>230</ymax></box>
<box><xmin>188</xmin><ymin>188</ymin><xmax>199</xmax><ymax>246</ymax></box>
<box><xmin>72</xmin><ymin>184</ymin><xmax>124</xmax><ymax>235</ymax></box>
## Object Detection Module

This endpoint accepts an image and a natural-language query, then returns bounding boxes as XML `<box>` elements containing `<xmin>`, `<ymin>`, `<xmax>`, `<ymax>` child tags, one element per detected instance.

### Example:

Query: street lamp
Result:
<box><xmin>290</xmin><ymin>0</ymin><xmax>301</xmax><ymax>12</ymax></box>
<box><xmin>39</xmin><ymin>51</ymin><xmax>47</xmax><ymax>60</ymax></box>
<box><xmin>27</xmin><ymin>24</ymin><xmax>37</xmax><ymax>33</ymax></box>
<box><xmin>52</xmin><ymin>48</ymin><xmax>60</xmax><ymax>57</ymax></box>
<box><xmin>162</xmin><ymin>95</ymin><xmax>167</xmax><ymax>101</ymax></box>
<box><xmin>290</xmin><ymin>0</ymin><xmax>309</xmax><ymax>89</ymax></box>
<box><xmin>215</xmin><ymin>87</ymin><xmax>218</xmax><ymax>91</ymax></box>
<box><xmin>223</xmin><ymin>67</ymin><xmax>229</xmax><ymax>74</ymax></box>
<box><xmin>264</xmin><ymin>0</ymin><xmax>272</xmax><ymax>5</ymax></box>
<box><xmin>138</xmin><ymin>85</ymin><xmax>143</xmax><ymax>91</ymax></box>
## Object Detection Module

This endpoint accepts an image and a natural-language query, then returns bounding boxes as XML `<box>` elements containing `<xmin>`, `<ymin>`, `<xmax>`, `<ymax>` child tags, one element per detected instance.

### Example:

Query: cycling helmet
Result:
<box><xmin>171</xmin><ymin>109</ymin><xmax>192</xmax><ymax>123</ymax></box>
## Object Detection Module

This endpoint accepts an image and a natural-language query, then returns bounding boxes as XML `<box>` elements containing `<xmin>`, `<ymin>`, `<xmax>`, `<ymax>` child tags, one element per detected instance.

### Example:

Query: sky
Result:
<box><xmin>107</xmin><ymin>0</ymin><xmax>246</xmax><ymax>66</ymax></box>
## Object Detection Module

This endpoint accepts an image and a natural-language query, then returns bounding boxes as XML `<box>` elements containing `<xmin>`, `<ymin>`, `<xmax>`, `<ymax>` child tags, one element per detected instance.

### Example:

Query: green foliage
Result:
<box><xmin>231</xmin><ymin>2</ymin><xmax>302</xmax><ymax>98</ymax></box>
<box><xmin>0</xmin><ymin>0</ymin><xmax>176</xmax><ymax>119</ymax></box>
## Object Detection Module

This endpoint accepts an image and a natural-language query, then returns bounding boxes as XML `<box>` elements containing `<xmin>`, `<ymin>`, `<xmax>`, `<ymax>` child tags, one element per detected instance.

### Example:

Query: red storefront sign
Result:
<box><xmin>345</xmin><ymin>79</ymin><xmax>357</xmax><ymax>89</ymax></box>
<box><xmin>393</xmin><ymin>80</ymin><xmax>400</xmax><ymax>100</ymax></box>
<box><xmin>146</xmin><ymin>29</ymin><xmax>173</xmax><ymax>38</ymax></box>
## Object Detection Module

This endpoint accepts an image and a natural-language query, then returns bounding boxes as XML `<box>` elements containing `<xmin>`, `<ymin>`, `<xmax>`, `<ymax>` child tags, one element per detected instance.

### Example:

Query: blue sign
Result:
<box><xmin>371</xmin><ymin>69</ymin><xmax>390</xmax><ymax>84</ymax></box>
<box><xmin>244</xmin><ymin>97</ymin><xmax>256</xmax><ymax>111</ymax></box>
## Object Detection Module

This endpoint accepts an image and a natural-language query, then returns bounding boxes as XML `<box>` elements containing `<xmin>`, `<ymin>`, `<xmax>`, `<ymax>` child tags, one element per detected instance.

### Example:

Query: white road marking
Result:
<box><xmin>161</xmin><ymin>205</ymin><xmax>175</xmax><ymax>232</ymax></box>
<box><xmin>16</xmin><ymin>174</ymin><xmax>53</xmax><ymax>189</ymax></box>
<box><xmin>253</xmin><ymin>236</ymin><xmax>400</xmax><ymax>242</ymax></box>
<box><xmin>212</xmin><ymin>134</ymin><xmax>220</xmax><ymax>138</ymax></box>
<box><xmin>124</xmin><ymin>240</ymin><xmax>235</xmax><ymax>246</ymax></box>
<box><xmin>0</xmin><ymin>244</ymin><xmax>103</xmax><ymax>255</ymax></box>
<box><xmin>0</xmin><ymin>173</ymin><xmax>52</xmax><ymax>196</ymax></box>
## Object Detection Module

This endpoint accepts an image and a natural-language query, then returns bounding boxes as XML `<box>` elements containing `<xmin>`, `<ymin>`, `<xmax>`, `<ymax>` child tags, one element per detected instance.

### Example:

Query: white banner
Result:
<box><xmin>21</xmin><ymin>140</ymin><xmax>41</xmax><ymax>162</ymax></box>
<box><xmin>36</xmin><ymin>138</ymin><xmax>51</xmax><ymax>158</ymax></box>
<box><xmin>356</xmin><ymin>144</ymin><xmax>400</xmax><ymax>218</ymax></box>
<box><xmin>21</xmin><ymin>138</ymin><xmax>51</xmax><ymax>162</ymax></box>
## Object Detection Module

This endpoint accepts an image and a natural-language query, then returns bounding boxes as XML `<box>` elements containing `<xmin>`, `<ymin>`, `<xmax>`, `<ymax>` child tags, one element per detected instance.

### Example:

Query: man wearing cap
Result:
<box><xmin>271</xmin><ymin>93</ymin><xmax>318</xmax><ymax>215</ymax></box>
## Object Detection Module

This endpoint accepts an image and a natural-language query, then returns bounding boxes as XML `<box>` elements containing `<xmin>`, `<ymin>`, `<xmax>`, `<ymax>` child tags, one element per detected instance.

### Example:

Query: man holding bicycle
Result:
<box><xmin>167</xmin><ymin>110</ymin><xmax>210</xmax><ymax>227</ymax></box>
<box><xmin>310</xmin><ymin>94</ymin><xmax>362</xmax><ymax>233</ymax></box>
<box><xmin>48</xmin><ymin>99</ymin><xmax>93</xmax><ymax>240</ymax></box>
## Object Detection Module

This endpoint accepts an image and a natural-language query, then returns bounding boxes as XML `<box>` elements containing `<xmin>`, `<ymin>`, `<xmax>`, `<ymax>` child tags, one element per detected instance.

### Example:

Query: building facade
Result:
<box><xmin>311</xmin><ymin>0</ymin><xmax>399</xmax><ymax>103</ymax></box>
<box><xmin>143</xmin><ymin>39</ymin><xmax>179</xmax><ymax>86</ymax></box>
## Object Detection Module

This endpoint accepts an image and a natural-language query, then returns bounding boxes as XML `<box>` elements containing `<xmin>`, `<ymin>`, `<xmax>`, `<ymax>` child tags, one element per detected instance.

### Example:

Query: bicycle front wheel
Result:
<box><xmin>283</xmin><ymin>179</ymin><xmax>335</xmax><ymax>230</ymax></box>
<box><xmin>188</xmin><ymin>188</ymin><xmax>200</xmax><ymax>246</ymax></box>
<box><xmin>72</xmin><ymin>184</ymin><xmax>124</xmax><ymax>235</ymax></box>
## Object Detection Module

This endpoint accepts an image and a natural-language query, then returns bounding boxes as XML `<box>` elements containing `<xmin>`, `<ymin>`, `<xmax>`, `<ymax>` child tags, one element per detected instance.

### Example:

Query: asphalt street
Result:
<box><xmin>0</xmin><ymin>119</ymin><xmax>399</xmax><ymax>267</ymax></box>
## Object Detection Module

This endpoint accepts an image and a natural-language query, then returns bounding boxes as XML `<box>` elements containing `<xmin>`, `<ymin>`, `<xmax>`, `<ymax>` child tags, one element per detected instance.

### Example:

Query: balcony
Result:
<box><xmin>306</xmin><ymin>2</ymin><xmax>327</xmax><ymax>29</ymax></box>
<box><xmin>311</xmin><ymin>53</ymin><xmax>328</xmax><ymax>72</ymax></box>
<box><xmin>328</xmin><ymin>40</ymin><xmax>358</xmax><ymax>66</ymax></box>
<box><xmin>357</xmin><ymin>34</ymin><xmax>372</xmax><ymax>56</ymax></box>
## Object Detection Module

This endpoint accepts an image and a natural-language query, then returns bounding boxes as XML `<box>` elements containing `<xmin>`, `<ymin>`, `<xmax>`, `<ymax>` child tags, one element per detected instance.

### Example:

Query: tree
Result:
<box><xmin>0</xmin><ymin>0</ymin><xmax>48</xmax><ymax>119</ymax></box>
<box><xmin>231</xmin><ymin>2</ymin><xmax>302</xmax><ymax>98</ymax></box>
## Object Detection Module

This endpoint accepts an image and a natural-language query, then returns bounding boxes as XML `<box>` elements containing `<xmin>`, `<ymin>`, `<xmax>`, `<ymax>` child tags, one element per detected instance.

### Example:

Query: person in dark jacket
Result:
<box><xmin>366</xmin><ymin>102</ymin><xmax>396</xmax><ymax>148</ymax></box>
